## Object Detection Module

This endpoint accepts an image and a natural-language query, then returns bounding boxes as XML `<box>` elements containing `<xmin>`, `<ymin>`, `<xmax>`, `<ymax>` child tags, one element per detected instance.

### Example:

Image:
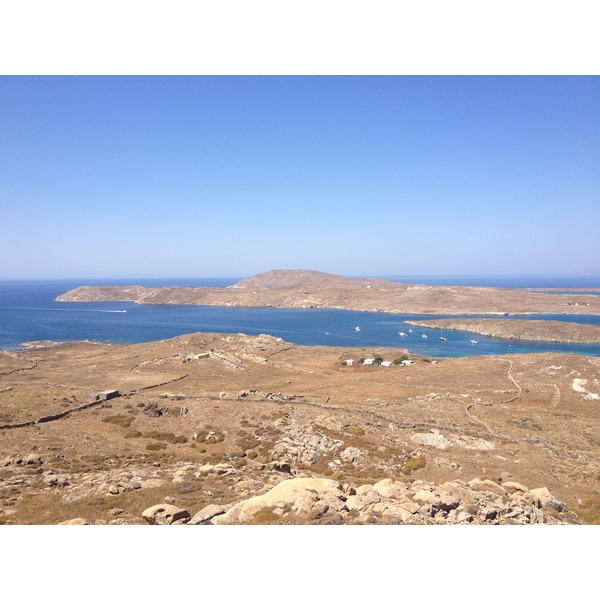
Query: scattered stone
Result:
<box><xmin>138</xmin><ymin>476</ymin><xmax>585</xmax><ymax>525</ymax></box>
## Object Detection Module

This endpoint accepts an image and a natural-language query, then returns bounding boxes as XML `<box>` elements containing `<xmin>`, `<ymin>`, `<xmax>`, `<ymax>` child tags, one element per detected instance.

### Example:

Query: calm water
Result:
<box><xmin>1</xmin><ymin>276</ymin><xmax>600</xmax><ymax>358</ymax></box>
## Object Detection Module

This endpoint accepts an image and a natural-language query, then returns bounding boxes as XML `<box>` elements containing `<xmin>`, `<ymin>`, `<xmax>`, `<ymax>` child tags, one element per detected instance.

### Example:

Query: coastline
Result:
<box><xmin>406</xmin><ymin>318</ymin><xmax>600</xmax><ymax>344</ymax></box>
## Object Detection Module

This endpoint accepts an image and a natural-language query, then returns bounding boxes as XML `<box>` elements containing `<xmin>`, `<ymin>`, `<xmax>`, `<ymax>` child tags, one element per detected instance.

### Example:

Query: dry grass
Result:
<box><xmin>402</xmin><ymin>457</ymin><xmax>426</xmax><ymax>475</ymax></box>
<box><xmin>575</xmin><ymin>498</ymin><xmax>600</xmax><ymax>524</ymax></box>
<box><xmin>102</xmin><ymin>415</ymin><xmax>135</xmax><ymax>428</ymax></box>
<box><xmin>251</xmin><ymin>507</ymin><xmax>280</xmax><ymax>524</ymax></box>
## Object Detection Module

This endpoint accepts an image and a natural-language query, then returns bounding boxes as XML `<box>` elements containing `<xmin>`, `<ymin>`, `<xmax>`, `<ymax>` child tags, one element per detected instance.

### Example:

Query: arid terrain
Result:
<box><xmin>56</xmin><ymin>269</ymin><xmax>600</xmax><ymax>317</ymax></box>
<box><xmin>406</xmin><ymin>318</ymin><xmax>600</xmax><ymax>344</ymax></box>
<box><xmin>1</xmin><ymin>331</ymin><xmax>599</xmax><ymax>525</ymax></box>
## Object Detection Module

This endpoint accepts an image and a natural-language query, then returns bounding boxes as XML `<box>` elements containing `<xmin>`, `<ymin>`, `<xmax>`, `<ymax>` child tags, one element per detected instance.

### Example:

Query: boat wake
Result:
<box><xmin>8</xmin><ymin>307</ymin><xmax>127</xmax><ymax>313</ymax></box>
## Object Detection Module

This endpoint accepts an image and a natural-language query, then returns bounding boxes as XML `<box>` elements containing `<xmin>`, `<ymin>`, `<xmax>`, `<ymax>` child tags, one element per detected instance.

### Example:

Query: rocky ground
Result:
<box><xmin>1</xmin><ymin>332</ymin><xmax>599</xmax><ymax>525</ymax></box>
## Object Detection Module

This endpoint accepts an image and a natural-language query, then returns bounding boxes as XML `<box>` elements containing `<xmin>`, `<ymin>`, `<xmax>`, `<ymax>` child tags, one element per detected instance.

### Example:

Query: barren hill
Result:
<box><xmin>229</xmin><ymin>269</ymin><xmax>359</xmax><ymax>289</ymax></box>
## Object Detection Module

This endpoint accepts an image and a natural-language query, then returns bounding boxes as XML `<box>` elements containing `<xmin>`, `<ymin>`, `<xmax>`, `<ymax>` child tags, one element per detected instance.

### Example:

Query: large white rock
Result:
<box><xmin>468</xmin><ymin>478</ymin><xmax>506</xmax><ymax>496</ymax></box>
<box><xmin>502</xmin><ymin>481</ymin><xmax>529</xmax><ymax>494</ymax></box>
<box><xmin>411</xmin><ymin>431</ymin><xmax>452</xmax><ymax>449</ymax></box>
<box><xmin>529</xmin><ymin>487</ymin><xmax>567</xmax><ymax>512</ymax></box>
<box><xmin>212</xmin><ymin>478</ymin><xmax>345</xmax><ymax>524</ymax></box>
<box><xmin>58</xmin><ymin>518</ymin><xmax>91</xmax><ymax>525</ymax></box>
<box><xmin>372</xmin><ymin>478</ymin><xmax>409</xmax><ymax>500</ymax></box>
<box><xmin>189</xmin><ymin>504</ymin><xmax>231</xmax><ymax>525</ymax></box>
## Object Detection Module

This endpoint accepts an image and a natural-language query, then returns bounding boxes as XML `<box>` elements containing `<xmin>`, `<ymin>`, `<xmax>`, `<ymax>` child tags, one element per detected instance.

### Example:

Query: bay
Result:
<box><xmin>1</xmin><ymin>277</ymin><xmax>600</xmax><ymax>358</ymax></box>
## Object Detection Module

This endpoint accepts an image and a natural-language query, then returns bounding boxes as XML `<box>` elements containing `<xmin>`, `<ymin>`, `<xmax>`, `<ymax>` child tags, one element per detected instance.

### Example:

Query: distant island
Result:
<box><xmin>56</xmin><ymin>269</ymin><xmax>600</xmax><ymax>317</ymax></box>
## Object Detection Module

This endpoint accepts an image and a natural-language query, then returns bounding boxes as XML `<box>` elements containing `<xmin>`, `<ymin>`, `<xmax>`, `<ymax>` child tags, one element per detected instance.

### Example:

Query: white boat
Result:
<box><xmin>399</xmin><ymin>331</ymin><xmax>406</xmax><ymax>336</ymax></box>
<box><xmin>439</xmin><ymin>337</ymin><xmax>446</xmax><ymax>341</ymax></box>
<box><xmin>355</xmin><ymin>327</ymin><xmax>361</xmax><ymax>332</ymax></box>
<box><xmin>422</xmin><ymin>334</ymin><xmax>428</xmax><ymax>338</ymax></box>
<box><xmin>470</xmin><ymin>340</ymin><xmax>479</xmax><ymax>344</ymax></box>
<box><xmin>408</xmin><ymin>329</ymin><xmax>413</xmax><ymax>333</ymax></box>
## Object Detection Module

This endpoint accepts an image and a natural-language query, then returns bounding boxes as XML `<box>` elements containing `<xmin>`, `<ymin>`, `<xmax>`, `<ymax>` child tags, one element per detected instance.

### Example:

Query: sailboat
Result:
<box><xmin>439</xmin><ymin>327</ymin><xmax>446</xmax><ymax>341</ymax></box>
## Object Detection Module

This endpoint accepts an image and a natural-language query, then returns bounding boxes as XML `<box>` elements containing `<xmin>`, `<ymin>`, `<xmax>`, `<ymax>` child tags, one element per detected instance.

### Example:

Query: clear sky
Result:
<box><xmin>1</xmin><ymin>75</ymin><xmax>598</xmax><ymax>279</ymax></box>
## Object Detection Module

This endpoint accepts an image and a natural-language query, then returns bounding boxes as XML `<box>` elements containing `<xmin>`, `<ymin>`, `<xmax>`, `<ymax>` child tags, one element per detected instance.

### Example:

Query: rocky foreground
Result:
<box><xmin>1</xmin><ymin>331</ymin><xmax>599</xmax><ymax>525</ymax></box>
<box><xmin>55</xmin><ymin>269</ymin><xmax>600</xmax><ymax>316</ymax></box>
<box><xmin>138</xmin><ymin>476</ymin><xmax>580</xmax><ymax>526</ymax></box>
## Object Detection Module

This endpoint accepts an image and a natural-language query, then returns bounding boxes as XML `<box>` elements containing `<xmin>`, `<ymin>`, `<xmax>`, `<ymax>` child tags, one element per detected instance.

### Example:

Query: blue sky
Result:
<box><xmin>1</xmin><ymin>76</ymin><xmax>598</xmax><ymax>278</ymax></box>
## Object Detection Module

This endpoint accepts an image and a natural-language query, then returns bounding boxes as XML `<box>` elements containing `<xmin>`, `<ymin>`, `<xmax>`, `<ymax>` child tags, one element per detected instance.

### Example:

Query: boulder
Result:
<box><xmin>412</xmin><ymin>489</ymin><xmax>438</xmax><ymax>504</ymax></box>
<box><xmin>59</xmin><ymin>518</ymin><xmax>91</xmax><ymax>525</ymax></box>
<box><xmin>212</xmin><ymin>477</ymin><xmax>345</xmax><ymax>524</ymax></box>
<box><xmin>431</xmin><ymin>493</ymin><xmax>461</xmax><ymax>513</ymax></box>
<box><xmin>340</xmin><ymin>446</ymin><xmax>365</xmax><ymax>463</ymax></box>
<box><xmin>142</xmin><ymin>504</ymin><xmax>191</xmax><ymax>525</ymax></box>
<box><xmin>529</xmin><ymin>487</ymin><xmax>567</xmax><ymax>513</ymax></box>
<box><xmin>372</xmin><ymin>478</ymin><xmax>409</xmax><ymax>499</ymax></box>
<box><xmin>502</xmin><ymin>481</ymin><xmax>529</xmax><ymax>494</ymax></box>
<box><xmin>468</xmin><ymin>478</ymin><xmax>506</xmax><ymax>496</ymax></box>
<box><xmin>23</xmin><ymin>454</ymin><xmax>42</xmax><ymax>465</ymax></box>
<box><xmin>346</xmin><ymin>490</ymin><xmax>381</xmax><ymax>512</ymax></box>
<box><xmin>411</xmin><ymin>431</ymin><xmax>453</xmax><ymax>449</ymax></box>
<box><xmin>189</xmin><ymin>504</ymin><xmax>231</xmax><ymax>525</ymax></box>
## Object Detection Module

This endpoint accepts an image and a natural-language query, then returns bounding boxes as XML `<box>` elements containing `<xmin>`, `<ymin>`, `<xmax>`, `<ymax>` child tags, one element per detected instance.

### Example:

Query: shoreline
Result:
<box><xmin>406</xmin><ymin>317</ymin><xmax>600</xmax><ymax>344</ymax></box>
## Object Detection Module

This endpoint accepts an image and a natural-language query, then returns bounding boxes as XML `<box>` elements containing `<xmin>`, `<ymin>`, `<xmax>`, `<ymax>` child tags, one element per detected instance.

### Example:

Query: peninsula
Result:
<box><xmin>56</xmin><ymin>269</ymin><xmax>600</xmax><ymax>316</ymax></box>
<box><xmin>406</xmin><ymin>318</ymin><xmax>600</xmax><ymax>344</ymax></box>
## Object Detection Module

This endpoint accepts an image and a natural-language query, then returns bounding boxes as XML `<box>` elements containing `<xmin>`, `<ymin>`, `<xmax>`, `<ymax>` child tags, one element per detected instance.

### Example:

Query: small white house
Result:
<box><xmin>363</xmin><ymin>358</ymin><xmax>376</xmax><ymax>365</ymax></box>
<box><xmin>344</xmin><ymin>359</ymin><xmax>355</xmax><ymax>366</ymax></box>
<box><xmin>401</xmin><ymin>360</ymin><xmax>413</xmax><ymax>366</ymax></box>
<box><xmin>381</xmin><ymin>361</ymin><xmax>393</xmax><ymax>367</ymax></box>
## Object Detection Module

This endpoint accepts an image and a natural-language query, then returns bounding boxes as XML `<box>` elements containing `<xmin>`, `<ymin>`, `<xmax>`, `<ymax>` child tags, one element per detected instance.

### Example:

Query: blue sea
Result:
<box><xmin>1</xmin><ymin>276</ymin><xmax>600</xmax><ymax>358</ymax></box>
